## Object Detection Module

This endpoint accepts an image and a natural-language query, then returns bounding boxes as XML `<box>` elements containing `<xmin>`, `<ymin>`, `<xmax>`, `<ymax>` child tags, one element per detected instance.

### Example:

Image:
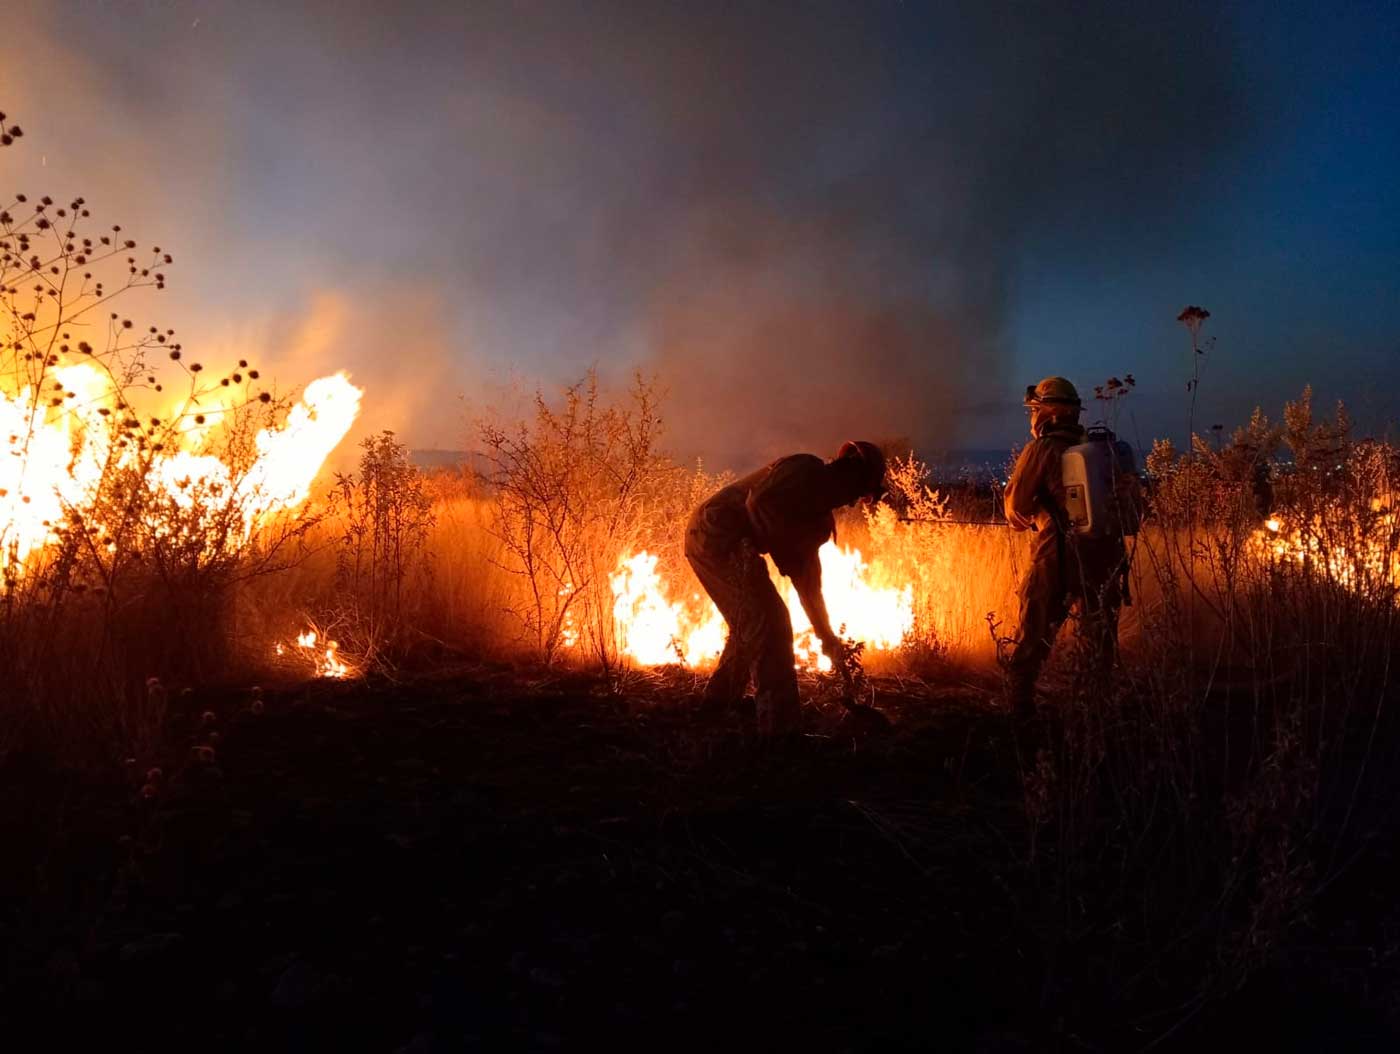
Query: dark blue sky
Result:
<box><xmin>6</xmin><ymin>0</ymin><xmax>1398</xmax><ymax>464</ymax></box>
<box><xmin>1007</xmin><ymin>0</ymin><xmax>1400</xmax><ymax>452</ymax></box>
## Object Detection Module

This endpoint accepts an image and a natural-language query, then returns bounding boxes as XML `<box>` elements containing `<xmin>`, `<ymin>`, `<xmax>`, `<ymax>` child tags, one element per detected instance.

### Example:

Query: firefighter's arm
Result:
<box><xmin>788</xmin><ymin>548</ymin><xmax>841</xmax><ymax>654</ymax></box>
<box><xmin>1003</xmin><ymin>444</ymin><xmax>1042</xmax><ymax>532</ymax></box>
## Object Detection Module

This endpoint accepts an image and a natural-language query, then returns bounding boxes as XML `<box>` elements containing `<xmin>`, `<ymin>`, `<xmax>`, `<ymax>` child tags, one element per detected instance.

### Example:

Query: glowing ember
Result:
<box><xmin>1250</xmin><ymin>511</ymin><xmax>1400</xmax><ymax>593</ymax></box>
<box><xmin>277</xmin><ymin>627</ymin><xmax>352</xmax><ymax>678</ymax></box>
<box><xmin>608</xmin><ymin>541</ymin><xmax>914</xmax><ymax>670</ymax></box>
<box><xmin>559</xmin><ymin>583</ymin><xmax>581</xmax><ymax>650</ymax></box>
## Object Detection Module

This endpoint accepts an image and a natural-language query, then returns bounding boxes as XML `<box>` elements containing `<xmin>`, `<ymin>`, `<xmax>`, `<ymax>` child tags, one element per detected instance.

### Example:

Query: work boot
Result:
<box><xmin>1005</xmin><ymin>678</ymin><xmax>1037</xmax><ymax>721</ymax></box>
<box><xmin>698</xmin><ymin>692</ymin><xmax>734</xmax><ymax>717</ymax></box>
<box><xmin>755</xmin><ymin>688</ymin><xmax>801</xmax><ymax>737</ymax></box>
<box><xmin>698</xmin><ymin>690</ymin><xmax>755</xmax><ymax>718</ymax></box>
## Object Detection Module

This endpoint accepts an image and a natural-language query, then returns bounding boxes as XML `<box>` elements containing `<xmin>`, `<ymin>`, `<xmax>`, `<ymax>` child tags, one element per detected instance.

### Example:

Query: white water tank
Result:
<box><xmin>1062</xmin><ymin>428</ymin><xmax>1140</xmax><ymax>538</ymax></box>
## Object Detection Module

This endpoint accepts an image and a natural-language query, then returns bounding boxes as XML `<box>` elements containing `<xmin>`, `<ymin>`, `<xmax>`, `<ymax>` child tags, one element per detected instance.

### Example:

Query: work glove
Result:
<box><xmin>821</xmin><ymin>637</ymin><xmax>858</xmax><ymax>693</ymax></box>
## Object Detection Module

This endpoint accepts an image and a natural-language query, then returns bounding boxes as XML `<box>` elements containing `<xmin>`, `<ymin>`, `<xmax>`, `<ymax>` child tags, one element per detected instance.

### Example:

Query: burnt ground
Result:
<box><xmin>3</xmin><ymin>665</ymin><xmax>1398</xmax><ymax>1052</ymax></box>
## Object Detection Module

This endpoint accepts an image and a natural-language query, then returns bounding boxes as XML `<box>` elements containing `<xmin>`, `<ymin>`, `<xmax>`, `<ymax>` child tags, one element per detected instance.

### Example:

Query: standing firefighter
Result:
<box><xmin>1005</xmin><ymin>377</ymin><xmax>1128</xmax><ymax>715</ymax></box>
<box><xmin>685</xmin><ymin>441</ymin><xmax>888</xmax><ymax>735</ymax></box>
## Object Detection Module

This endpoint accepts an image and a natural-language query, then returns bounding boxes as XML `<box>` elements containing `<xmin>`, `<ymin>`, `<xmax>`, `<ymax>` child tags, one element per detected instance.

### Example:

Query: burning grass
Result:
<box><xmin>0</xmin><ymin>183</ymin><xmax>365</xmax><ymax>761</ymax></box>
<box><xmin>5</xmin><ymin>368</ymin><xmax>1399</xmax><ymax>1043</ymax></box>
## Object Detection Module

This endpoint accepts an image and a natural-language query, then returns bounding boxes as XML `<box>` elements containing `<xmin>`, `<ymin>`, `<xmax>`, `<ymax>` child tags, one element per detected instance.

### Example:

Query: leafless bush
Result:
<box><xmin>332</xmin><ymin>432</ymin><xmax>436</xmax><ymax>663</ymax></box>
<box><xmin>479</xmin><ymin>369</ymin><xmax>677</xmax><ymax>666</ymax></box>
<box><xmin>0</xmin><ymin>115</ymin><xmax>324</xmax><ymax>764</ymax></box>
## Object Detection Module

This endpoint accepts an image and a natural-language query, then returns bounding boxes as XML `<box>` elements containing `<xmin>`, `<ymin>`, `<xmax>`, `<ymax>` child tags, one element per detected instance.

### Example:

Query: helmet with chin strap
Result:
<box><xmin>835</xmin><ymin>440</ymin><xmax>888</xmax><ymax>502</ymax></box>
<box><xmin>1024</xmin><ymin>376</ymin><xmax>1082</xmax><ymax>436</ymax></box>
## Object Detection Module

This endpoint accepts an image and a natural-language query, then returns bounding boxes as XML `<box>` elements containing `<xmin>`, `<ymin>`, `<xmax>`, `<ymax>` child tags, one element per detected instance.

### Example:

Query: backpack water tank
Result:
<box><xmin>1062</xmin><ymin>426</ymin><xmax>1141</xmax><ymax>538</ymax></box>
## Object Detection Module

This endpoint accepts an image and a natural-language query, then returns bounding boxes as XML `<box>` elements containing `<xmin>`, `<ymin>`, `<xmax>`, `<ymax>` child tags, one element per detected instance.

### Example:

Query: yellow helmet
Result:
<box><xmin>1024</xmin><ymin>376</ymin><xmax>1082</xmax><ymax>409</ymax></box>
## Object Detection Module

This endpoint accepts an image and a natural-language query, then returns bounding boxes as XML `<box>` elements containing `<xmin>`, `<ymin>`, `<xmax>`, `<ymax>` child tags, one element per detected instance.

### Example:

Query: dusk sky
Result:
<box><xmin>7</xmin><ymin>0</ymin><xmax>1398</xmax><ymax>465</ymax></box>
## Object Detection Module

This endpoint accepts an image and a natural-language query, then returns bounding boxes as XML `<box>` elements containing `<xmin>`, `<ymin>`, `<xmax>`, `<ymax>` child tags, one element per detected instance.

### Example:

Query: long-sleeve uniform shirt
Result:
<box><xmin>686</xmin><ymin>454</ymin><xmax>840</xmax><ymax>645</ymax></box>
<box><xmin>1003</xmin><ymin>422</ymin><xmax>1086</xmax><ymax>563</ymax></box>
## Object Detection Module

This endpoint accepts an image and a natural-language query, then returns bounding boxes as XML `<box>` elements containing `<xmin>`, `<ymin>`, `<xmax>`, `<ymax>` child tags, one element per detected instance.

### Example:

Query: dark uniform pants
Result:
<box><xmin>1008</xmin><ymin>535</ymin><xmax>1124</xmax><ymax>703</ymax></box>
<box><xmin>684</xmin><ymin>507</ymin><xmax>800</xmax><ymax>735</ymax></box>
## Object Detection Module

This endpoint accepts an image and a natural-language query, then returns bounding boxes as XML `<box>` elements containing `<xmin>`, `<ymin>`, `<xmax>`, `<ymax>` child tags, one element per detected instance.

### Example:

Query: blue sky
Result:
<box><xmin>1009</xmin><ymin>0</ymin><xmax>1400</xmax><ymax>447</ymax></box>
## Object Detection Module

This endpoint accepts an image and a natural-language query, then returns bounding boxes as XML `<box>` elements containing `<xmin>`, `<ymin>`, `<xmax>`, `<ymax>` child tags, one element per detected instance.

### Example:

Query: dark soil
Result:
<box><xmin>2</xmin><ymin>665</ymin><xmax>1396</xmax><ymax>1051</ymax></box>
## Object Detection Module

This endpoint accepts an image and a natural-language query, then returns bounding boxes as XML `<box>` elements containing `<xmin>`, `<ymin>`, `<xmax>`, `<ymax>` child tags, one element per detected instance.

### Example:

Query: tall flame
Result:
<box><xmin>611</xmin><ymin>551</ymin><xmax>725</xmax><ymax>667</ymax></box>
<box><xmin>242</xmin><ymin>374</ymin><xmax>363</xmax><ymax>521</ymax></box>
<box><xmin>1</xmin><ymin>364</ymin><xmax>117</xmax><ymax>567</ymax></box>
<box><xmin>1</xmin><ymin>363</ymin><xmax>361</xmax><ymax>571</ymax></box>
<box><xmin>778</xmin><ymin>543</ymin><xmax>914</xmax><ymax>672</ymax></box>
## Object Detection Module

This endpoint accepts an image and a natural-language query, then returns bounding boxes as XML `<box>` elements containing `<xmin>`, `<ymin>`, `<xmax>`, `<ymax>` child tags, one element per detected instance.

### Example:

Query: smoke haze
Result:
<box><xmin>5</xmin><ymin>1</ymin><xmax>1396</xmax><ymax>465</ymax></box>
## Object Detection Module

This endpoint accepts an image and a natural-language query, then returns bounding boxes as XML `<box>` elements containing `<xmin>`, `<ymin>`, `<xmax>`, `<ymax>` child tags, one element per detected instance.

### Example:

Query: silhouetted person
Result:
<box><xmin>1005</xmin><ymin>378</ymin><xmax>1126</xmax><ymax>716</ymax></box>
<box><xmin>685</xmin><ymin>441</ymin><xmax>887</xmax><ymax>735</ymax></box>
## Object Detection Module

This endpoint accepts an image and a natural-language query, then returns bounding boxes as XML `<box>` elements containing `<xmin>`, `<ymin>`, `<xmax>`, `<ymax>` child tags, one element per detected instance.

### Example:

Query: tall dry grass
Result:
<box><xmin>262</xmin><ymin>378</ymin><xmax>1398</xmax><ymax>1035</ymax></box>
<box><xmin>4</xmin><ymin>303</ymin><xmax>1398</xmax><ymax>1038</ymax></box>
<box><xmin>853</xmin><ymin>462</ymin><xmax>1029</xmax><ymax>666</ymax></box>
<box><xmin>254</xmin><ymin>376</ymin><xmax>727</xmax><ymax>674</ymax></box>
<box><xmin>1002</xmin><ymin>385</ymin><xmax>1400</xmax><ymax>1031</ymax></box>
<box><xmin>413</xmin><ymin>480</ymin><xmax>514</xmax><ymax>656</ymax></box>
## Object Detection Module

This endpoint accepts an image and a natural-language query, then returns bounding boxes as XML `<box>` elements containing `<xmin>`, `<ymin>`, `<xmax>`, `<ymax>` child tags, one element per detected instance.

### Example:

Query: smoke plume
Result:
<box><xmin>5</xmin><ymin>0</ymin><xmax>1249</xmax><ymax>465</ymax></box>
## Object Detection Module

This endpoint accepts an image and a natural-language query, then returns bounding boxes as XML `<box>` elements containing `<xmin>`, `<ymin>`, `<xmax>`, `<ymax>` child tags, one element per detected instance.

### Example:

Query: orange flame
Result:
<box><xmin>1</xmin><ymin>364</ymin><xmax>112</xmax><ymax>567</ymax></box>
<box><xmin>276</xmin><ymin>627</ymin><xmax>352</xmax><ymax>678</ymax></box>
<box><xmin>611</xmin><ymin>551</ymin><xmax>725</xmax><ymax>666</ymax></box>
<box><xmin>1250</xmin><ymin>507</ymin><xmax>1400</xmax><ymax>592</ymax></box>
<box><xmin>609</xmin><ymin>541</ymin><xmax>914</xmax><ymax>670</ymax></box>
<box><xmin>1</xmin><ymin>364</ymin><xmax>361</xmax><ymax>571</ymax></box>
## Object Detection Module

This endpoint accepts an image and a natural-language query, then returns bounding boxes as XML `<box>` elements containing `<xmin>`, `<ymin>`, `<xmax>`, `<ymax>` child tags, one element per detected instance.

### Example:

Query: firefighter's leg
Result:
<box><xmin>751</xmin><ymin>577</ymin><xmax>800</xmax><ymax>737</ymax></box>
<box><xmin>704</xmin><ymin>628</ymin><xmax>748</xmax><ymax>709</ymax></box>
<box><xmin>1076</xmin><ymin>547</ymin><xmax>1124</xmax><ymax>675</ymax></box>
<box><xmin>1007</xmin><ymin>557</ymin><xmax>1067</xmax><ymax>713</ymax></box>
<box><xmin>685</xmin><ymin>537</ymin><xmax>757</xmax><ymax>708</ymax></box>
<box><xmin>1090</xmin><ymin>577</ymin><xmax>1124</xmax><ymax>674</ymax></box>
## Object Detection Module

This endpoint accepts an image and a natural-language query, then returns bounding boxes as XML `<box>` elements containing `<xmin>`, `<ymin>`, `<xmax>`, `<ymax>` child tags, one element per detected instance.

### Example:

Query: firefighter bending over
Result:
<box><xmin>1005</xmin><ymin>377</ymin><xmax>1127</xmax><ymax>715</ymax></box>
<box><xmin>685</xmin><ymin>441</ymin><xmax>887</xmax><ymax>735</ymax></box>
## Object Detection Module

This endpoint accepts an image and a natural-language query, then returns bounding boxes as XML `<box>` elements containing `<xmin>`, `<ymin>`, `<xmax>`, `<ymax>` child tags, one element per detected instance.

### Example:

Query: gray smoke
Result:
<box><xmin>5</xmin><ymin>1</ymin><xmax>1249</xmax><ymax>465</ymax></box>
<box><xmin>630</xmin><ymin>2</ymin><xmax>1247</xmax><ymax>463</ymax></box>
